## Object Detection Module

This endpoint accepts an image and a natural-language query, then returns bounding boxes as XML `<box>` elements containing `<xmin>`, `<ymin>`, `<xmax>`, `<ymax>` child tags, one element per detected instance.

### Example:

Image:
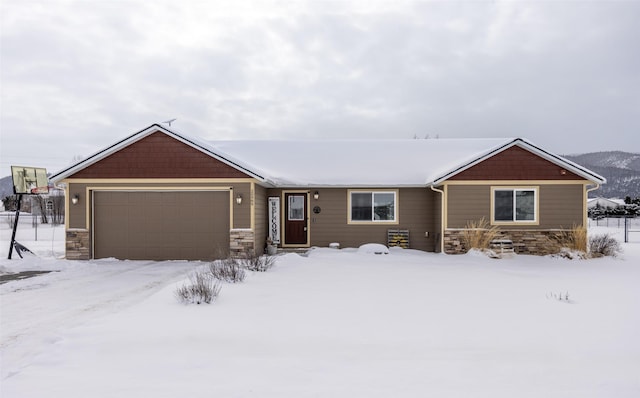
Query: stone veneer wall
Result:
<box><xmin>444</xmin><ymin>229</ymin><xmax>569</xmax><ymax>255</ymax></box>
<box><xmin>66</xmin><ymin>229</ymin><xmax>90</xmax><ymax>260</ymax></box>
<box><xmin>230</xmin><ymin>229</ymin><xmax>255</xmax><ymax>257</ymax></box>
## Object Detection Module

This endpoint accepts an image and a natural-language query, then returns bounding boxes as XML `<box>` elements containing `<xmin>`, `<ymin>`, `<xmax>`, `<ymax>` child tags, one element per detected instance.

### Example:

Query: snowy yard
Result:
<box><xmin>1</xmin><ymin>217</ymin><xmax>639</xmax><ymax>397</ymax></box>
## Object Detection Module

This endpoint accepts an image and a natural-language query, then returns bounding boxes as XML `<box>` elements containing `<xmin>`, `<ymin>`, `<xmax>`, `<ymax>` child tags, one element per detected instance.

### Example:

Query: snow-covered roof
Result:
<box><xmin>50</xmin><ymin>123</ymin><xmax>606</xmax><ymax>187</ymax></box>
<box><xmin>587</xmin><ymin>197</ymin><xmax>625</xmax><ymax>208</ymax></box>
<box><xmin>208</xmin><ymin>138</ymin><xmax>510</xmax><ymax>187</ymax></box>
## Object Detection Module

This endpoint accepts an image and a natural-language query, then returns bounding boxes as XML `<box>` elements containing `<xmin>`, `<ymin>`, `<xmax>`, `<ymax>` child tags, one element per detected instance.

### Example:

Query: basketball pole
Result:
<box><xmin>8</xmin><ymin>194</ymin><xmax>23</xmax><ymax>260</ymax></box>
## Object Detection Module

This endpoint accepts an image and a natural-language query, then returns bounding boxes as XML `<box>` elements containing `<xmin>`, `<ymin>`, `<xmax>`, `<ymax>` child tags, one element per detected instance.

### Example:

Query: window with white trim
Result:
<box><xmin>350</xmin><ymin>191</ymin><xmax>396</xmax><ymax>222</ymax></box>
<box><xmin>493</xmin><ymin>188</ymin><xmax>537</xmax><ymax>222</ymax></box>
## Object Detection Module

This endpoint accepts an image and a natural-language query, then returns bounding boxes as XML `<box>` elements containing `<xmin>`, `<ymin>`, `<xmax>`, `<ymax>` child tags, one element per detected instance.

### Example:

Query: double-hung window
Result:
<box><xmin>492</xmin><ymin>187</ymin><xmax>537</xmax><ymax>223</ymax></box>
<box><xmin>349</xmin><ymin>191</ymin><xmax>397</xmax><ymax>223</ymax></box>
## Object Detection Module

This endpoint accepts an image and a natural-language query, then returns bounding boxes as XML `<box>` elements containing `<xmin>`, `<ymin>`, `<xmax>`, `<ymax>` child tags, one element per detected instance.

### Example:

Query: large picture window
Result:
<box><xmin>350</xmin><ymin>191</ymin><xmax>396</xmax><ymax>222</ymax></box>
<box><xmin>493</xmin><ymin>188</ymin><xmax>537</xmax><ymax>223</ymax></box>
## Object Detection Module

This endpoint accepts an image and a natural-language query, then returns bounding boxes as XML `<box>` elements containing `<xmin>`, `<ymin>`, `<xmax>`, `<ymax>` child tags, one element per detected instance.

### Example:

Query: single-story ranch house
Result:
<box><xmin>50</xmin><ymin>123</ymin><xmax>605</xmax><ymax>260</ymax></box>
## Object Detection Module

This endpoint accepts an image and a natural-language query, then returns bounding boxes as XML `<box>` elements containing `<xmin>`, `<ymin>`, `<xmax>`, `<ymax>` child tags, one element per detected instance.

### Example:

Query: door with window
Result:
<box><xmin>284</xmin><ymin>193</ymin><xmax>308</xmax><ymax>245</ymax></box>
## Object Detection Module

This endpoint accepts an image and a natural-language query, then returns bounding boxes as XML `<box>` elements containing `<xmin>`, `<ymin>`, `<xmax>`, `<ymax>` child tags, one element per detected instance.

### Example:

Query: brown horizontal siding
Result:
<box><xmin>70</xmin><ymin>131</ymin><xmax>252</xmax><ymax>179</ymax></box>
<box><xmin>449</xmin><ymin>145</ymin><xmax>583</xmax><ymax>181</ymax></box>
<box><xmin>232</xmin><ymin>183</ymin><xmax>252</xmax><ymax>229</ymax></box>
<box><xmin>539</xmin><ymin>185</ymin><xmax>585</xmax><ymax>227</ymax></box>
<box><xmin>447</xmin><ymin>183</ymin><xmax>585</xmax><ymax>229</ymax></box>
<box><xmin>268</xmin><ymin>188</ymin><xmax>437</xmax><ymax>251</ymax></box>
<box><xmin>447</xmin><ymin>185</ymin><xmax>490</xmax><ymax>228</ymax></box>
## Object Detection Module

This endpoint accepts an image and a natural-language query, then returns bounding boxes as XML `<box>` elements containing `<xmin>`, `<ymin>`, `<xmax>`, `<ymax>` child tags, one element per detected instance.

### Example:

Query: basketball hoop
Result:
<box><xmin>30</xmin><ymin>186</ymin><xmax>50</xmax><ymax>195</ymax></box>
<box><xmin>11</xmin><ymin>166</ymin><xmax>49</xmax><ymax>195</ymax></box>
<box><xmin>8</xmin><ymin>165</ymin><xmax>50</xmax><ymax>259</ymax></box>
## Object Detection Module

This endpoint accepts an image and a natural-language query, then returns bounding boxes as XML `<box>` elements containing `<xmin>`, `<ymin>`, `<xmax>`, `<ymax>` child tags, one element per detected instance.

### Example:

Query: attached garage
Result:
<box><xmin>93</xmin><ymin>191</ymin><xmax>230</xmax><ymax>261</ymax></box>
<box><xmin>51</xmin><ymin>124</ymin><xmax>264</xmax><ymax>261</ymax></box>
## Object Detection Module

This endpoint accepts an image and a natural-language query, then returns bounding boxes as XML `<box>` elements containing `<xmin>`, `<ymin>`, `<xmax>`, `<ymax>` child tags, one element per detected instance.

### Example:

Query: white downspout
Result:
<box><xmin>430</xmin><ymin>184</ymin><xmax>445</xmax><ymax>253</ymax></box>
<box><xmin>585</xmin><ymin>183</ymin><xmax>601</xmax><ymax>227</ymax></box>
<box><xmin>586</xmin><ymin>183</ymin><xmax>600</xmax><ymax>196</ymax></box>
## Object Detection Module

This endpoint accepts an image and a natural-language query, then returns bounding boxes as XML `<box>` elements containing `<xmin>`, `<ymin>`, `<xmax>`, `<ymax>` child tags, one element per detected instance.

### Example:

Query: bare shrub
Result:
<box><xmin>462</xmin><ymin>218</ymin><xmax>500</xmax><ymax>251</ymax></box>
<box><xmin>588</xmin><ymin>234</ymin><xmax>621</xmax><ymax>257</ymax></box>
<box><xmin>209</xmin><ymin>258</ymin><xmax>246</xmax><ymax>283</ymax></box>
<box><xmin>175</xmin><ymin>271</ymin><xmax>221</xmax><ymax>304</ymax></box>
<box><xmin>237</xmin><ymin>249</ymin><xmax>275</xmax><ymax>272</ymax></box>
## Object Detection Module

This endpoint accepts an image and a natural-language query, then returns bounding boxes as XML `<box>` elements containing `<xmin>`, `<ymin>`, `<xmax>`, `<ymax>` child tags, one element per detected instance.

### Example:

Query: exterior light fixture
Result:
<box><xmin>236</xmin><ymin>194</ymin><xmax>243</xmax><ymax>205</ymax></box>
<box><xmin>560</xmin><ymin>169</ymin><xmax>567</xmax><ymax>175</ymax></box>
<box><xmin>314</xmin><ymin>191</ymin><xmax>319</xmax><ymax>200</ymax></box>
<box><xmin>71</xmin><ymin>194</ymin><xmax>79</xmax><ymax>205</ymax></box>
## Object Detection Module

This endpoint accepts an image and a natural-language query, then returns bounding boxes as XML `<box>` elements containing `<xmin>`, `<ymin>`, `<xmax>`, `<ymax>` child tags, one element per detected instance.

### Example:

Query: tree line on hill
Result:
<box><xmin>588</xmin><ymin>197</ymin><xmax>640</xmax><ymax>219</ymax></box>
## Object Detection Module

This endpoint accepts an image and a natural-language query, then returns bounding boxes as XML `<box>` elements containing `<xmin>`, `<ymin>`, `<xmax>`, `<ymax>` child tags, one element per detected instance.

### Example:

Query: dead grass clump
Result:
<box><xmin>462</xmin><ymin>218</ymin><xmax>500</xmax><ymax>251</ymax></box>
<box><xmin>550</xmin><ymin>225</ymin><xmax>588</xmax><ymax>253</ymax></box>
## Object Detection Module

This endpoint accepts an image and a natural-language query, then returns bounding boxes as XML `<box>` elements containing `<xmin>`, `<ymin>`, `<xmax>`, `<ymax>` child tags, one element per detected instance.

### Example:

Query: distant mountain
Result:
<box><xmin>564</xmin><ymin>151</ymin><xmax>640</xmax><ymax>199</ymax></box>
<box><xmin>0</xmin><ymin>175</ymin><xmax>14</xmax><ymax>199</ymax></box>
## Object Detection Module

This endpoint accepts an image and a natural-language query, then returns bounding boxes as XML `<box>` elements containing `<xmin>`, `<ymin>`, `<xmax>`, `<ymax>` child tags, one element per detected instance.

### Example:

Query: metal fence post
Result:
<box><xmin>625</xmin><ymin>217</ymin><xmax>628</xmax><ymax>243</ymax></box>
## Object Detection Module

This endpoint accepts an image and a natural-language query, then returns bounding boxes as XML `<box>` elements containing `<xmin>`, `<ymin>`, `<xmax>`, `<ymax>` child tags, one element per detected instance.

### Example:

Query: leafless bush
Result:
<box><xmin>237</xmin><ymin>249</ymin><xmax>275</xmax><ymax>272</ymax></box>
<box><xmin>209</xmin><ymin>258</ymin><xmax>246</xmax><ymax>283</ymax></box>
<box><xmin>462</xmin><ymin>218</ymin><xmax>500</xmax><ymax>251</ymax></box>
<box><xmin>175</xmin><ymin>271</ymin><xmax>221</xmax><ymax>304</ymax></box>
<box><xmin>588</xmin><ymin>234</ymin><xmax>621</xmax><ymax>257</ymax></box>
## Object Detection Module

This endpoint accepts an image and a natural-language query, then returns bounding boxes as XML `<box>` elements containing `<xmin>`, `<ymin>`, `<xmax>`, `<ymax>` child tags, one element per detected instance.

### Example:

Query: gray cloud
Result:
<box><xmin>1</xmin><ymin>0</ymin><xmax>639</xmax><ymax>174</ymax></box>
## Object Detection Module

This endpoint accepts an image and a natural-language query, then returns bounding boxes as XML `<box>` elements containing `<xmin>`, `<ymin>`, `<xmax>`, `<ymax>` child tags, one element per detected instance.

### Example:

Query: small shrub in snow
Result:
<box><xmin>175</xmin><ymin>271</ymin><xmax>221</xmax><ymax>304</ymax></box>
<box><xmin>237</xmin><ymin>249</ymin><xmax>275</xmax><ymax>272</ymax></box>
<box><xmin>547</xmin><ymin>291</ymin><xmax>571</xmax><ymax>302</ymax></box>
<box><xmin>209</xmin><ymin>258</ymin><xmax>246</xmax><ymax>283</ymax></box>
<box><xmin>588</xmin><ymin>234</ymin><xmax>621</xmax><ymax>258</ymax></box>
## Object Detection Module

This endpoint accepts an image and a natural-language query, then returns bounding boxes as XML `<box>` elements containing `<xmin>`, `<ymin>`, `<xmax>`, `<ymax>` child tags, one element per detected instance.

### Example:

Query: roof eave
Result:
<box><xmin>50</xmin><ymin>124</ymin><xmax>267</xmax><ymax>183</ymax></box>
<box><xmin>429</xmin><ymin>138</ymin><xmax>607</xmax><ymax>186</ymax></box>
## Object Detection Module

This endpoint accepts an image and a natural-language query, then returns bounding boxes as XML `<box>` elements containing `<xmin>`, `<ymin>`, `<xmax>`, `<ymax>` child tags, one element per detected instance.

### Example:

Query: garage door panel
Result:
<box><xmin>94</xmin><ymin>191</ymin><xmax>230</xmax><ymax>261</ymax></box>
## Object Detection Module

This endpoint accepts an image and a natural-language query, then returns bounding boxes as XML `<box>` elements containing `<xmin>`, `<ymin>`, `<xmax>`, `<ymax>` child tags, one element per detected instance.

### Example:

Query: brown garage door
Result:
<box><xmin>93</xmin><ymin>191</ymin><xmax>230</xmax><ymax>261</ymax></box>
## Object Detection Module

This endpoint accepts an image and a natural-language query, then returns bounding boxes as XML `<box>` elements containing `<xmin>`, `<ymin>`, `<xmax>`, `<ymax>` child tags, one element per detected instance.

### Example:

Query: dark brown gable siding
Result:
<box><xmin>449</xmin><ymin>145</ymin><xmax>583</xmax><ymax>181</ymax></box>
<box><xmin>70</xmin><ymin>131</ymin><xmax>252</xmax><ymax>179</ymax></box>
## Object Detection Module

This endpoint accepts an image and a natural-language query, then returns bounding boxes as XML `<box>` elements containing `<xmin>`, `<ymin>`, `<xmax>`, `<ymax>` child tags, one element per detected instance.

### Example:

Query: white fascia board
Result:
<box><xmin>513</xmin><ymin>139</ymin><xmax>607</xmax><ymax>184</ymax></box>
<box><xmin>429</xmin><ymin>138</ymin><xmax>606</xmax><ymax>185</ymax></box>
<box><xmin>50</xmin><ymin>124</ymin><xmax>267</xmax><ymax>183</ymax></box>
<box><xmin>428</xmin><ymin>139</ymin><xmax>518</xmax><ymax>185</ymax></box>
<box><xmin>50</xmin><ymin>124</ymin><xmax>158</xmax><ymax>182</ymax></box>
<box><xmin>163</xmin><ymin>126</ymin><xmax>266</xmax><ymax>181</ymax></box>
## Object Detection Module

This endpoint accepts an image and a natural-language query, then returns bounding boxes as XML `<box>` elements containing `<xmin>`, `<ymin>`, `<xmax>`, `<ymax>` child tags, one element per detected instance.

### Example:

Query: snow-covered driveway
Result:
<box><xmin>1</xmin><ymin>259</ymin><xmax>199</xmax><ymax>379</ymax></box>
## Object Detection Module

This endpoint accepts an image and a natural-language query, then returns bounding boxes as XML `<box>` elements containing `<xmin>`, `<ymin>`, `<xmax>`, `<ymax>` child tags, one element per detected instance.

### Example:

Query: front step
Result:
<box><xmin>275</xmin><ymin>247</ymin><xmax>311</xmax><ymax>255</ymax></box>
<box><xmin>489</xmin><ymin>239</ymin><xmax>515</xmax><ymax>258</ymax></box>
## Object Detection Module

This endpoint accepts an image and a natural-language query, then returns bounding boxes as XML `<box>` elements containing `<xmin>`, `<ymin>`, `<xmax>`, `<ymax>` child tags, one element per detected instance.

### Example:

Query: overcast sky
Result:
<box><xmin>1</xmin><ymin>0</ymin><xmax>639</xmax><ymax>175</ymax></box>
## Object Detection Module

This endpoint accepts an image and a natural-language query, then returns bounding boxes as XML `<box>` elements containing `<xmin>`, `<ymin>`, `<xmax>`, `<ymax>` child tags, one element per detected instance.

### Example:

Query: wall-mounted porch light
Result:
<box><xmin>71</xmin><ymin>194</ymin><xmax>79</xmax><ymax>205</ymax></box>
<box><xmin>236</xmin><ymin>194</ymin><xmax>243</xmax><ymax>205</ymax></box>
<box><xmin>313</xmin><ymin>191</ymin><xmax>319</xmax><ymax>200</ymax></box>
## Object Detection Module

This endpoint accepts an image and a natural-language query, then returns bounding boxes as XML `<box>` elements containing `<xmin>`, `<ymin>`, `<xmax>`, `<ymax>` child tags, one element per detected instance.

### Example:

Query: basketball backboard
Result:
<box><xmin>11</xmin><ymin>166</ymin><xmax>49</xmax><ymax>194</ymax></box>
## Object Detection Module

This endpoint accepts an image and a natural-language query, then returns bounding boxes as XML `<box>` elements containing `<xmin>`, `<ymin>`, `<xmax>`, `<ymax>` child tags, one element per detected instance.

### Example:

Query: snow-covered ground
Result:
<box><xmin>1</xmin><ymin>216</ymin><xmax>639</xmax><ymax>397</ymax></box>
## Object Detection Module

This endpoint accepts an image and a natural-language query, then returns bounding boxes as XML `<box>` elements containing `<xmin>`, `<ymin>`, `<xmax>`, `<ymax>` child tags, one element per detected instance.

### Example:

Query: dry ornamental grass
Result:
<box><xmin>462</xmin><ymin>218</ymin><xmax>500</xmax><ymax>251</ymax></box>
